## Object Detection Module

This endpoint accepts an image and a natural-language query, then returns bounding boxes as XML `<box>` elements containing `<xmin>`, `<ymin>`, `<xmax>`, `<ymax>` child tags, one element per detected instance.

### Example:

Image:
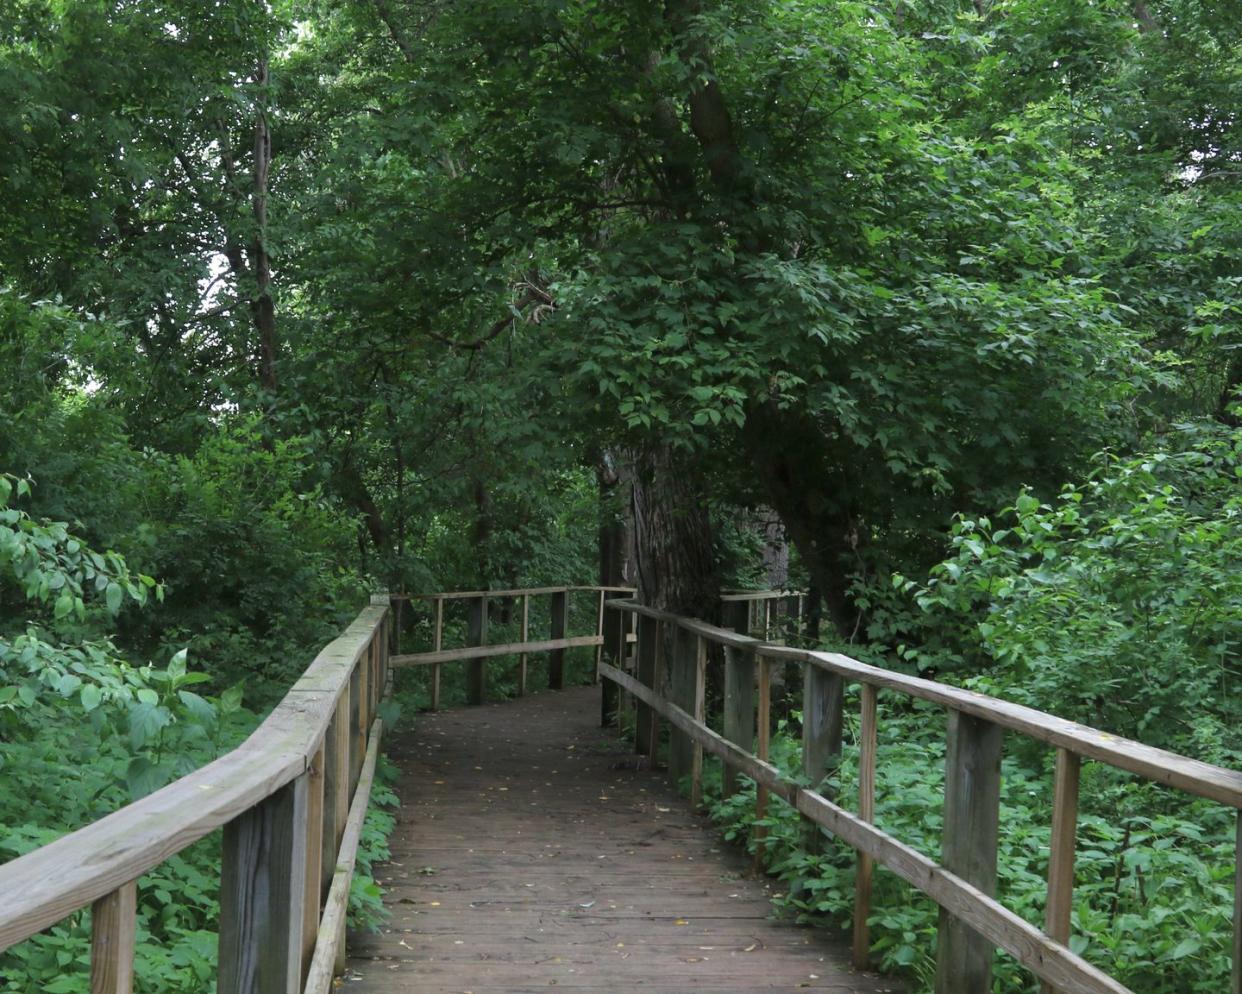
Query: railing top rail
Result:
<box><xmin>0</xmin><ymin>601</ymin><xmax>388</xmax><ymax>952</ymax></box>
<box><xmin>604</xmin><ymin>599</ymin><xmax>1242</xmax><ymax>810</ymax></box>
<box><xmin>719</xmin><ymin>588</ymin><xmax>807</xmax><ymax>602</ymax></box>
<box><xmin>391</xmin><ymin>584</ymin><xmax>636</xmax><ymax>601</ymax></box>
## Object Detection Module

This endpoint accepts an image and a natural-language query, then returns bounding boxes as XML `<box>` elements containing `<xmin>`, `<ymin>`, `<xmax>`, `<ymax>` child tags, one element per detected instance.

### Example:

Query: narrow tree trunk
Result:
<box><xmin>250</xmin><ymin>58</ymin><xmax>277</xmax><ymax>397</ymax></box>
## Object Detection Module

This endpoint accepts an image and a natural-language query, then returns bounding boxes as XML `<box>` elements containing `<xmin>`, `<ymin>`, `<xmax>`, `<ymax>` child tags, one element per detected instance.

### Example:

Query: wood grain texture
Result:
<box><xmin>1042</xmin><ymin>748</ymin><xmax>1081</xmax><ymax>994</ymax></box>
<box><xmin>301</xmin><ymin>744</ymin><xmax>326</xmax><ymax>985</ymax></box>
<box><xmin>601</xmin><ymin>662</ymin><xmax>1134</xmax><ymax>994</ymax></box>
<box><xmin>853</xmin><ymin>684</ymin><xmax>877</xmax><ymax>970</ymax></box>
<box><xmin>90</xmin><ymin>881</ymin><xmax>136</xmax><ymax>994</ymax></box>
<box><xmin>218</xmin><ymin>775</ymin><xmax>309</xmax><ymax>994</ymax></box>
<box><xmin>690</xmin><ymin>635</ymin><xmax>707</xmax><ymax>809</ymax></box>
<box><xmin>549</xmin><ymin>589</ymin><xmax>569</xmax><ymax>690</ymax></box>
<box><xmin>722</xmin><ymin>644</ymin><xmax>756</xmax><ymax>799</ymax></box>
<box><xmin>667</xmin><ymin>626</ymin><xmax>697</xmax><ymax>787</ymax></box>
<box><xmin>0</xmin><ymin>605</ymin><xmax>386</xmax><ymax>953</ymax></box>
<box><xmin>935</xmin><ymin>712</ymin><xmax>1003</xmax><ymax>994</ymax></box>
<box><xmin>635</xmin><ymin>614</ymin><xmax>659</xmax><ymax>758</ymax></box>
<box><xmin>391</xmin><ymin>635</ymin><xmax>603</xmax><ymax>667</ymax></box>
<box><xmin>1234</xmin><ymin>813</ymin><xmax>1242</xmax><ymax>994</ymax></box>
<box><xmin>519</xmin><ymin>593</ymin><xmax>530</xmax><ymax>696</ymax></box>
<box><xmin>466</xmin><ymin>596</ymin><xmax>488</xmax><ymax>705</ymax></box>
<box><xmin>342</xmin><ymin>686</ymin><xmax>892</xmax><ymax>994</ymax></box>
<box><xmin>303</xmin><ymin>720</ymin><xmax>383</xmax><ymax>994</ymax></box>
<box><xmin>431</xmin><ymin>596</ymin><xmax>443</xmax><ymax>711</ymax></box>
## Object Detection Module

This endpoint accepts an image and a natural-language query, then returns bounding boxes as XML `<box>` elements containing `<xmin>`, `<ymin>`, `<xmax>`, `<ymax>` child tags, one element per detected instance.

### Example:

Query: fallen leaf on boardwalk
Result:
<box><xmin>578</xmin><ymin>900</ymin><xmax>596</xmax><ymax>908</ymax></box>
<box><xmin>743</xmin><ymin>943</ymin><xmax>758</xmax><ymax>952</ymax></box>
<box><xmin>417</xmin><ymin>866</ymin><xmax>437</xmax><ymax>875</ymax></box>
<box><xmin>674</xmin><ymin>918</ymin><xmax>689</xmax><ymax>925</ymax></box>
<box><xmin>429</xmin><ymin>901</ymin><xmax>441</xmax><ymax>907</ymax></box>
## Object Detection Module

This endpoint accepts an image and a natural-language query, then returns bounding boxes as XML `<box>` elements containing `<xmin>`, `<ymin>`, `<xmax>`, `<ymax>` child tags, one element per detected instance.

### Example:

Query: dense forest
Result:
<box><xmin>1</xmin><ymin>1</ymin><xmax>1239</xmax><ymax>992</ymax></box>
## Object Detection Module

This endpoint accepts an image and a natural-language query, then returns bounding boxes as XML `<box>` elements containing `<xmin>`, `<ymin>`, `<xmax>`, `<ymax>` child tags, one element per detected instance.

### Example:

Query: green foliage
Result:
<box><xmin>903</xmin><ymin>419</ymin><xmax>1242</xmax><ymax>758</ymax></box>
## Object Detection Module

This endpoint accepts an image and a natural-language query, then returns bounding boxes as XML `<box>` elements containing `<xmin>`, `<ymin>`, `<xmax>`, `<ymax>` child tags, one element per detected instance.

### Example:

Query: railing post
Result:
<box><xmin>549</xmin><ymin>588</ymin><xmax>568</xmax><ymax>689</ymax></box>
<box><xmin>668</xmin><ymin>626</ymin><xmax>696</xmax><ymax>790</ymax></box>
<box><xmin>300</xmin><ymin>744</ymin><xmax>326</xmax><ymax>985</ymax></box>
<box><xmin>431</xmin><ymin>596</ymin><xmax>443</xmax><ymax>711</ymax></box>
<box><xmin>519</xmin><ymin>593</ymin><xmax>530</xmax><ymax>695</ymax></box>
<box><xmin>853</xmin><ymin>684</ymin><xmax>877</xmax><ymax>969</ymax></box>
<box><xmin>755</xmin><ymin>653</ymin><xmax>772</xmax><ymax>865</ymax></box>
<box><xmin>90</xmin><ymin>881</ymin><xmax>137</xmax><ymax>994</ymax></box>
<box><xmin>594</xmin><ymin>589</ymin><xmax>606</xmax><ymax>682</ymax></box>
<box><xmin>219</xmin><ymin>776</ymin><xmax>309</xmax><ymax>994</ymax></box>
<box><xmin>322</xmin><ymin>695</ymin><xmax>349</xmax><ymax>898</ymax></box>
<box><xmin>601</xmin><ymin>602</ymin><xmax>623</xmax><ymax>727</ymax></box>
<box><xmin>1041</xmin><ymin>747</ymin><xmax>1081</xmax><ymax>994</ymax></box>
<box><xmin>466</xmin><ymin>595</ymin><xmax>488</xmax><ymax>705</ymax></box>
<box><xmin>634</xmin><ymin>613</ymin><xmax>660</xmax><ymax>757</ymax></box>
<box><xmin>934</xmin><ymin>710</ymin><xmax>1003</xmax><ymax>994</ymax></box>
<box><xmin>802</xmin><ymin>663</ymin><xmax>844</xmax><ymax>790</ymax></box>
<box><xmin>1234</xmin><ymin>812</ymin><xmax>1242</xmax><ymax>994</ymax></box>
<box><xmin>689</xmin><ymin>636</ymin><xmax>707</xmax><ymax>809</ymax></box>
<box><xmin>722</xmin><ymin>601</ymin><xmax>754</xmax><ymax>798</ymax></box>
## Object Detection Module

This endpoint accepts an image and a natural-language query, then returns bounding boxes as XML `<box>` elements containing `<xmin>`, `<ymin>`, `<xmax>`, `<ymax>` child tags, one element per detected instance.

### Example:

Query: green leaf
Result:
<box><xmin>105</xmin><ymin>581</ymin><xmax>123</xmax><ymax>614</ymax></box>
<box><xmin>80</xmin><ymin>684</ymin><xmax>102</xmax><ymax>712</ymax></box>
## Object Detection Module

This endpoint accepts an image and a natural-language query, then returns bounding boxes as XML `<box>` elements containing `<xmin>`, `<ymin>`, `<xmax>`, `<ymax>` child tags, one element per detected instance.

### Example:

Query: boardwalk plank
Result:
<box><xmin>343</xmin><ymin>686</ymin><xmax>897</xmax><ymax>994</ymax></box>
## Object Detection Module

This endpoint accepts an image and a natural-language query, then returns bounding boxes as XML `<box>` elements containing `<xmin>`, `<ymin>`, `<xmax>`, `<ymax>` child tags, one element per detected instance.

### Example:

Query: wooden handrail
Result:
<box><xmin>601</xmin><ymin>598</ymin><xmax>1242</xmax><ymax>994</ymax></box>
<box><xmin>0</xmin><ymin>595</ymin><xmax>392</xmax><ymax>994</ymax></box>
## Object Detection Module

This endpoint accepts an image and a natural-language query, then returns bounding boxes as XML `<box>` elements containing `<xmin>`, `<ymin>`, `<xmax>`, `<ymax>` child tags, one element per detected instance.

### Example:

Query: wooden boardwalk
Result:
<box><xmin>343</xmin><ymin>685</ymin><xmax>897</xmax><ymax>993</ymax></box>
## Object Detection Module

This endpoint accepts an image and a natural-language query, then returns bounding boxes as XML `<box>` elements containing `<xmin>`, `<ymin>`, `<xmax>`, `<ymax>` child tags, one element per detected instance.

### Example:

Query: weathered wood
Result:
<box><xmin>90</xmin><ymin>881</ymin><xmax>136</xmax><ymax>994</ymax></box>
<box><xmin>1042</xmin><ymin>748</ymin><xmax>1081</xmax><ymax>994</ymax></box>
<box><xmin>549</xmin><ymin>588</ymin><xmax>569</xmax><ymax>690</ymax></box>
<box><xmin>594</xmin><ymin>588</ymin><xmax>606</xmax><ymax>680</ymax></box>
<box><xmin>600</xmin><ymin>599</ymin><xmax>624</xmax><ymax>726</ymax></box>
<box><xmin>431</xmin><ymin>596</ymin><xmax>443</xmax><ymax>710</ymax></box>
<box><xmin>348</xmin><ymin>666</ymin><xmax>363</xmax><ymax>793</ymax></box>
<box><xmin>0</xmin><ymin>605</ymin><xmax>386</xmax><ymax>955</ymax></box>
<box><xmin>935</xmin><ymin>711</ymin><xmax>1004</xmax><ymax>994</ymax></box>
<box><xmin>755</xmin><ymin>654</ymin><xmax>772</xmax><ymax>861</ymax></box>
<box><xmin>301</xmin><ymin>744</ymin><xmax>326</xmax><ymax>984</ymax></box>
<box><xmin>1234</xmin><ymin>812</ymin><xmax>1242</xmax><ymax>994</ymax></box>
<box><xmin>668</xmin><ymin>626</ymin><xmax>697</xmax><ymax>787</ymax></box>
<box><xmin>219</xmin><ymin>775</ymin><xmax>309</xmax><ymax>994</ymax></box>
<box><xmin>802</xmin><ymin>661</ymin><xmax>844</xmax><ymax>859</ymax></box>
<box><xmin>519</xmin><ymin>593</ymin><xmax>530</xmax><ymax>695</ymax></box>
<box><xmin>802</xmin><ymin>664</ymin><xmax>844</xmax><ymax>792</ymax></box>
<box><xmin>322</xmin><ymin>695</ymin><xmax>349</xmax><ymax>898</ymax></box>
<box><xmin>634</xmin><ymin>613</ymin><xmax>659</xmax><ymax>757</ymax></box>
<box><xmin>466</xmin><ymin>595</ymin><xmax>488</xmax><ymax>705</ymax></box>
<box><xmin>393</xmin><ymin>584</ymin><xmax>634</xmax><ymax>601</ymax></box>
<box><xmin>349</xmin><ymin>688</ymin><xmax>889</xmax><ymax>994</ymax></box>
<box><xmin>722</xmin><ymin>600</ymin><xmax>754</xmax><ymax>797</ymax></box>
<box><xmin>853</xmin><ymin>684</ymin><xmax>877</xmax><ymax>970</ymax></box>
<box><xmin>303</xmin><ymin>721</ymin><xmax>383</xmax><ymax>994</ymax></box>
<box><xmin>600</xmin><ymin>661</ymin><xmax>1134</xmax><ymax>994</ymax></box>
<box><xmin>392</xmin><ymin>634</ymin><xmax>603</xmax><ymax>667</ymax></box>
<box><xmin>689</xmin><ymin>636</ymin><xmax>707</xmax><ymax>808</ymax></box>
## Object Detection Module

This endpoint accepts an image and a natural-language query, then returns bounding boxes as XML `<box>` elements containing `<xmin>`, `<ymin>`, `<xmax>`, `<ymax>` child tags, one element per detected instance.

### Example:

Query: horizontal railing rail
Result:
<box><xmin>600</xmin><ymin>598</ymin><xmax>1242</xmax><ymax>994</ymax></box>
<box><xmin>389</xmin><ymin>585</ymin><xmax>638</xmax><ymax>708</ymax></box>
<box><xmin>0</xmin><ymin>594</ymin><xmax>392</xmax><ymax>994</ymax></box>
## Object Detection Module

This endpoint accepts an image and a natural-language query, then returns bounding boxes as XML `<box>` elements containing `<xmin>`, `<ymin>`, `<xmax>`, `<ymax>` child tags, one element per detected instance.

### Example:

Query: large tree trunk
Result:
<box><xmin>742</xmin><ymin>404</ymin><xmax>858</xmax><ymax>640</ymax></box>
<box><xmin>629</xmin><ymin>445</ymin><xmax>718</xmax><ymax>619</ymax></box>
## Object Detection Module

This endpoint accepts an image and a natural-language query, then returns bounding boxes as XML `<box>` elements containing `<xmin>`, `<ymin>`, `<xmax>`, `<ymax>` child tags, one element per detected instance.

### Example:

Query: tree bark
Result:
<box><xmin>250</xmin><ymin>58</ymin><xmax>277</xmax><ymax>397</ymax></box>
<box><xmin>629</xmin><ymin>445</ymin><xmax>718</xmax><ymax>619</ymax></box>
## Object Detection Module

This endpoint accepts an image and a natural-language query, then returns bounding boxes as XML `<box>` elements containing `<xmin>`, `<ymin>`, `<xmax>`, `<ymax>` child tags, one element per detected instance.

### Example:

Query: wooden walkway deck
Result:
<box><xmin>343</xmin><ymin>685</ymin><xmax>897</xmax><ymax>993</ymax></box>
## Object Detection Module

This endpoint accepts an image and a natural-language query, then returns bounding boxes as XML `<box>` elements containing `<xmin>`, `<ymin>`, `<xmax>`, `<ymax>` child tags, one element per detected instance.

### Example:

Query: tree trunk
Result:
<box><xmin>250</xmin><ymin>58</ymin><xmax>277</xmax><ymax>397</ymax></box>
<box><xmin>629</xmin><ymin>445</ymin><xmax>718</xmax><ymax>619</ymax></box>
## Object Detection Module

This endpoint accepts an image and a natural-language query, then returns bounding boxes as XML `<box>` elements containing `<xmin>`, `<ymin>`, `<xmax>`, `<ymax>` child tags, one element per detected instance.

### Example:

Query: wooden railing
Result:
<box><xmin>598</xmin><ymin>598</ymin><xmax>1242</xmax><ymax>994</ymax></box>
<box><xmin>0</xmin><ymin>594</ymin><xmax>392</xmax><ymax>994</ymax></box>
<box><xmin>389</xmin><ymin>585</ymin><xmax>636</xmax><ymax>707</ymax></box>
